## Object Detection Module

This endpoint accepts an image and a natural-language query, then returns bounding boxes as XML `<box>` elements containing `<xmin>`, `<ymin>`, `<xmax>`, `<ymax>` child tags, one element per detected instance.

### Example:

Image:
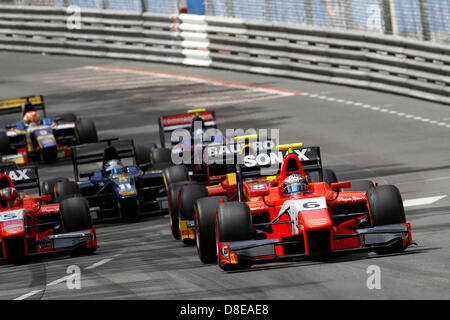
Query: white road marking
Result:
<box><xmin>14</xmin><ymin>290</ymin><xmax>43</xmax><ymax>300</ymax></box>
<box><xmin>13</xmin><ymin>254</ymin><xmax>120</xmax><ymax>300</ymax></box>
<box><xmin>302</xmin><ymin>92</ymin><xmax>450</xmax><ymax>129</ymax></box>
<box><xmin>85</xmin><ymin>258</ymin><xmax>113</xmax><ymax>270</ymax></box>
<box><xmin>403</xmin><ymin>195</ymin><xmax>447</xmax><ymax>208</ymax></box>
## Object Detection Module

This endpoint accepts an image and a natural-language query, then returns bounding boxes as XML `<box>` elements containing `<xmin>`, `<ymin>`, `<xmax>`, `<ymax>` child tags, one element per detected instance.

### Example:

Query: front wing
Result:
<box><xmin>218</xmin><ymin>223</ymin><xmax>412</xmax><ymax>267</ymax></box>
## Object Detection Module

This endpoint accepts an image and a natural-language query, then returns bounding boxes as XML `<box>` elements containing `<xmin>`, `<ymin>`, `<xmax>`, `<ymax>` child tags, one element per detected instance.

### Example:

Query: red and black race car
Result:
<box><xmin>164</xmin><ymin>136</ymin><xmax>339</xmax><ymax>249</ymax></box>
<box><xmin>209</xmin><ymin>143</ymin><xmax>413</xmax><ymax>270</ymax></box>
<box><xmin>158</xmin><ymin>108</ymin><xmax>217</xmax><ymax>148</ymax></box>
<box><xmin>0</xmin><ymin>163</ymin><xmax>97</xmax><ymax>262</ymax></box>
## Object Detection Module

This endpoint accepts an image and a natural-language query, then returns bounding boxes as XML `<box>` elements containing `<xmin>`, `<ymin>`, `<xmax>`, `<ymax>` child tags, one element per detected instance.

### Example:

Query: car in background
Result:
<box><xmin>0</xmin><ymin>95</ymin><xmax>98</xmax><ymax>164</ymax></box>
<box><xmin>42</xmin><ymin>139</ymin><xmax>168</xmax><ymax>222</ymax></box>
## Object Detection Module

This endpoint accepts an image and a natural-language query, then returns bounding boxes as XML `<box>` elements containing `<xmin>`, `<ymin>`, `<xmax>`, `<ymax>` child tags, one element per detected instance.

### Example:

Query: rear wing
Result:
<box><xmin>158</xmin><ymin>110</ymin><xmax>216</xmax><ymax>146</ymax></box>
<box><xmin>205</xmin><ymin>141</ymin><xmax>323</xmax><ymax>180</ymax></box>
<box><xmin>71</xmin><ymin>138</ymin><xmax>135</xmax><ymax>182</ymax></box>
<box><xmin>0</xmin><ymin>163</ymin><xmax>41</xmax><ymax>194</ymax></box>
<box><xmin>0</xmin><ymin>95</ymin><xmax>46</xmax><ymax>117</ymax></box>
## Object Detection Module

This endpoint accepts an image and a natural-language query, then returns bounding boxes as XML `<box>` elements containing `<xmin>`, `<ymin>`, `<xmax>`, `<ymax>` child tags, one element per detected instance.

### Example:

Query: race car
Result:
<box><xmin>47</xmin><ymin>138</ymin><xmax>168</xmax><ymax>222</ymax></box>
<box><xmin>211</xmin><ymin>143</ymin><xmax>413</xmax><ymax>270</ymax></box>
<box><xmin>0</xmin><ymin>95</ymin><xmax>98</xmax><ymax>164</ymax></box>
<box><xmin>164</xmin><ymin>135</ymin><xmax>339</xmax><ymax>247</ymax></box>
<box><xmin>0</xmin><ymin>163</ymin><xmax>97</xmax><ymax>262</ymax></box>
<box><xmin>158</xmin><ymin>108</ymin><xmax>217</xmax><ymax>148</ymax></box>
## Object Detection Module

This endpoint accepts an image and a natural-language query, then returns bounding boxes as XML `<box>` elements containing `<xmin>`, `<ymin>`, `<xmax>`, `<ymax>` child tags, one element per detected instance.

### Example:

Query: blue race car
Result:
<box><xmin>49</xmin><ymin>139</ymin><xmax>168</xmax><ymax>222</ymax></box>
<box><xmin>0</xmin><ymin>95</ymin><xmax>98</xmax><ymax>164</ymax></box>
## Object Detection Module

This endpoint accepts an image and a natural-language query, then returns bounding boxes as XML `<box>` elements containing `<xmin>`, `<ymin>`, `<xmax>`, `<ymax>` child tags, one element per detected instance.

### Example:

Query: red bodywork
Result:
<box><xmin>216</xmin><ymin>153</ymin><xmax>413</xmax><ymax>268</ymax></box>
<box><xmin>0</xmin><ymin>174</ymin><xmax>96</xmax><ymax>261</ymax></box>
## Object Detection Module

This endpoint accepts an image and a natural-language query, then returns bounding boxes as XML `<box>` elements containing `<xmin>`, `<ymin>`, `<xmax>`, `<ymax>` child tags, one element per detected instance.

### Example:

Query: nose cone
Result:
<box><xmin>298</xmin><ymin>209</ymin><xmax>332</xmax><ymax>231</ymax></box>
<box><xmin>0</xmin><ymin>210</ymin><xmax>25</xmax><ymax>237</ymax></box>
<box><xmin>1</xmin><ymin>221</ymin><xmax>25</xmax><ymax>237</ymax></box>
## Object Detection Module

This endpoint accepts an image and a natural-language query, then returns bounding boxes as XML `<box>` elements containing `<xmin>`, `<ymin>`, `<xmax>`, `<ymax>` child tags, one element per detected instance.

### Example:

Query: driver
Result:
<box><xmin>282</xmin><ymin>174</ymin><xmax>308</xmax><ymax>196</ymax></box>
<box><xmin>104</xmin><ymin>159</ymin><xmax>124</xmax><ymax>177</ymax></box>
<box><xmin>0</xmin><ymin>187</ymin><xmax>19</xmax><ymax>208</ymax></box>
<box><xmin>23</xmin><ymin>110</ymin><xmax>40</xmax><ymax>127</ymax></box>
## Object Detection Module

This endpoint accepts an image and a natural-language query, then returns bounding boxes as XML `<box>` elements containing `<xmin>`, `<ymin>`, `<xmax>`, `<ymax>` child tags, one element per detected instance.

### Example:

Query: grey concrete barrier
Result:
<box><xmin>0</xmin><ymin>6</ymin><xmax>447</xmax><ymax>104</ymax></box>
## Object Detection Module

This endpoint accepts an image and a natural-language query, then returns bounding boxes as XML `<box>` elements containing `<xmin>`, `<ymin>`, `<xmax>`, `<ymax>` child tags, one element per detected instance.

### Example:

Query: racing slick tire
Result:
<box><xmin>54</xmin><ymin>181</ymin><xmax>80</xmax><ymax>202</ymax></box>
<box><xmin>179</xmin><ymin>184</ymin><xmax>208</xmax><ymax>244</ymax></box>
<box><xmin>216</xmin><ymin>202</ymin><xmax>253</xmax><ymax>270</ymax></box>
<box><xmin>168</xmin><ymin>180</ymin><xmax>195</xmax><ymax>240</ymax></box>
<box><xmin>151</xmin><ymin>147</ymin><xmax>172</xmax><ymax>166</ymax></box>
<box><xmin>164</xmin><ymin>165</ymin><xmax>189</xmax><ymax>190</ymax></box>
<box><xmin>346</xmin><ymin>180</ymin><xmax>375</xmax><ymax>192</ymax></box>
<box><xmin>55</xmin><ymin>113</ymin><xmax>77</xmax><ymax>123</ymax></box>
<box><xmin>0</xmin><ymin>130</ymin><xmax>11</xmax><ymax>155</ymax></box>
<box><xmin>134</xmin><ymin>143</ymin><xmax>156</xmax><ymax>167</ymax></box>
<box><xmin>42</xmin><ymin>177</ymin><xmax>69</xmax><ymax>200</ymax></box>
<box><xmin>366</xmin><ymin>185</ymin><xmax>407</xmax><ymax>254</ymax></box>
<box><xmin>322</xmin><ymin>168</ymin><xmax>338</xmax><ymax>185</ymax></box>
<box><xmin>60</xmin><ymin>197</ymin><xmax>93</xmax><ymax>233</ymax></box>
<box><xmin>75</xmin><ymin>119</ymin><xmax>98</xmax><ymax>145</ymax></box>
<box><xmin>195</xmin><ymin>196</ymin><xmax>228</xmax><ymax>264</ymax></box>
<box><xmin>308</xmin><ymin>168</ymin><xmax>338</xmax><ymax>185</ymax></box>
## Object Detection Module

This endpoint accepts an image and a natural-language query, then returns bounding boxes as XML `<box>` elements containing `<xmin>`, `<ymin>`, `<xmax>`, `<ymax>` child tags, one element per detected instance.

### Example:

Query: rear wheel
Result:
<box><xmin>345</xmin><ymin>180</ymin><xmax>375</xmax><ymax>192</ymax></box>
<box><xmin>75</xmin><ymin>119</ymin><xmax>98</xmax><ymax>144</ymax></box>
<box><xmin>195</xmin><ymin>196</ymin><xmax>228</xmax><ymax>264</ymax></box>
<box><xmin>179</xmin><ymin>184</ymin><xmax>208</xmax><ymax>244</ymax></box>
<box><xmin>367</xmin><ymin>185</ymin><xmax>407</xmax><ymax>254</ymax></box>
<box><xmin>55</xmin><ymin>113</ymin><xmax>77</xmax><ymax>123</ymax></box>
<box><xmin>42</xmin><ymin>177</ymin><xmax>69</xmax><ymax>200</ymax></box>
<box><xmin>322</xmin><ymin>168</ymin><xmax>338</xmax><ymax>185</ymax></box>
<box><xmin>216</xmin><ymin>202</ymin><xmax>253</xmax><ymax>270</ymax></box>
<box><xmin>54</xmin><ymin>181</ymin><xmax>80</xmax><ymax>202</ymax></box>
<box><xmin>152</xmin><ymin>148</ymin><xmax>172</xmax><ymax>164</ymax></box>
<box><xmin>134</xmin><ymin>143</ymin><xmax>156</xmax><ymax>167</ymax></box>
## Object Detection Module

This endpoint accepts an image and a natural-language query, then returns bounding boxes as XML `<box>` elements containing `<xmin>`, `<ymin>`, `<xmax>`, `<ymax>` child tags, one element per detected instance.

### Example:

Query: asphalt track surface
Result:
<box><xmin>0</xmin><ymin>51</ymin><xmax>449</xmax><ymax>300</ymax></box>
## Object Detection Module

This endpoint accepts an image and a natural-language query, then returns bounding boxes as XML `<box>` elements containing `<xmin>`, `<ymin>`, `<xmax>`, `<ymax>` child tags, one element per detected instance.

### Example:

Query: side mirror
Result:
<box><xmin>330</xmin><ymin>182</ymin><xmax>351</xmax><ymax>190</ymax></box>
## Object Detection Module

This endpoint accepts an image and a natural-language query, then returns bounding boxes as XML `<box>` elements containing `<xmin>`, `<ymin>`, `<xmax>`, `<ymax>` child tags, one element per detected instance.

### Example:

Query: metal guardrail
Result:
<box><xmin>198</xmin><ymin>15</ymin><xmax>449</xmax><ymax>104</ymax></box>
<box><xmin>0</xmin><ymin>5</ymin><xmax>184</xmax><ymax>64</ymax></box>
<box><xmin>0</xmin><ymin>6</ymin><xmax>448</xmax><ymax>104</ymax></box>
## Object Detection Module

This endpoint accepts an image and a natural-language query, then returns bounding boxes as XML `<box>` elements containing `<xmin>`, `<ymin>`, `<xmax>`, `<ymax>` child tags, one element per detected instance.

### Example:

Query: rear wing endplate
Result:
<box><xmin>0</xmin><ymin>163</ymin><xmax>41</xmax><ymax>194</ymax></box>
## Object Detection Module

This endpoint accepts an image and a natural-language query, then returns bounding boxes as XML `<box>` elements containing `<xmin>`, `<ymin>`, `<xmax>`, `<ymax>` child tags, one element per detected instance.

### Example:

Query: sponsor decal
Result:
<box><xmin>0</xmin><ymin>209</ymin><xmax>24</xmax><ymax>222</ymax></box>
<box><xmin>6</xmin><ymin>169</ymin><xmax>31</xmax><ymax>181</ymax></box>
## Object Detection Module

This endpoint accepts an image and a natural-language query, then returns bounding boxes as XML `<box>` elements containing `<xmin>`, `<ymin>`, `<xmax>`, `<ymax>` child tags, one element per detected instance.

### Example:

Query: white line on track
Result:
<box><xmin>13</xmin><ymin>254</ymin><xmax>120</xmax><ymax>300</ymax></box>
<box><xmin>301</xmin><ymin>92</ymin><xmax>450</xmax><ymax>129</ymax></box>
<box><xmin>15</xmin><ymin>290</ymin><xmax>43</xmax><ymax>301</ymax></box>
<box><xmin>403</xmin><ymin>195</ymin><xmax>447</xmax><ymax>208</ymax></box>
<box><xmin>85</xmin><ymin>258</ymin><xmax>113</xmax><ymax>270</ymax></box>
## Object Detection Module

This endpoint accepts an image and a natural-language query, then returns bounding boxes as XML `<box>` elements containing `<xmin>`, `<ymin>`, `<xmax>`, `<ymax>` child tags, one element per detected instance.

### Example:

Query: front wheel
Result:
<box><xmin>60</xmin><ymin>197</ymin><xmax>93</xmax><ymax>233</ymax></box>
<box><xmin>216</xmin><ymin>202</ymin><xmax>253</xmax><ymax>270</ymax></box>
<box><xmin>367</xmin><ymin>185</ymin><xmax>407</xmax><ymax>254</ymax></box>
<box><xmin>195</xmin><ymin>196</ymin><xmax>228</xmax><ymax>264</ymax></box>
